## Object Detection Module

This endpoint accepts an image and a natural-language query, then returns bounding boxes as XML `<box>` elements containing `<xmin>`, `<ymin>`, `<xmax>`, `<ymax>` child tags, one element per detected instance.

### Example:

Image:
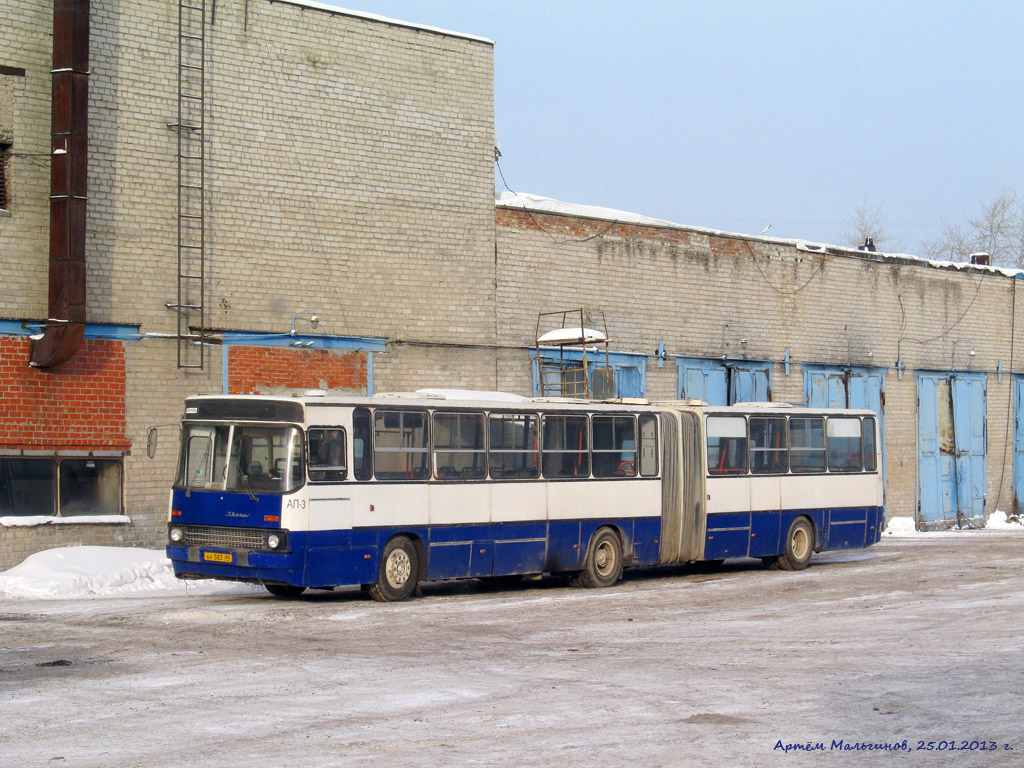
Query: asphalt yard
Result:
<box><xmin>1</xmin><ymin>532</ymin><xmax>1022</xmax><ymax>768</ymax></box>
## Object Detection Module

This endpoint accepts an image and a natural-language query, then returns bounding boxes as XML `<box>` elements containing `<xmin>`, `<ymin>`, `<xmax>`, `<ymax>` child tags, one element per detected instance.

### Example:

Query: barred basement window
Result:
<box><xmin>0</xmin><ymin>457</ymin><xmax>124</xmax><ymax>517</ymax></box>
<box><xmin>0</xmin><ymin>143</ymin><xmax>10</xmax><ymax>209</ymax></box>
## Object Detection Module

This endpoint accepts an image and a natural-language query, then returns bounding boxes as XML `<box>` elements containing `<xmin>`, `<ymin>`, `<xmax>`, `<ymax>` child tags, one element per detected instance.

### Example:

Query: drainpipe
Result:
<box><xmin>29</xmin><ymin>0</ymin><xmax>89</xmax><ymax>368</ymax></box>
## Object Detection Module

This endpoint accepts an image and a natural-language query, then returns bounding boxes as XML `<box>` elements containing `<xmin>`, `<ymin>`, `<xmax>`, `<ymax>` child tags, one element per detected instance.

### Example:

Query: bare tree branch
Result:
<box><xmin>921</xmin><ymin>190</ymin><xmax>1024</xmax><ymax>268</ymax></box>
<box><xmin>841</xmin><ymin>200</ymin><xmax>904</xmax><ymax>252</ymax></box>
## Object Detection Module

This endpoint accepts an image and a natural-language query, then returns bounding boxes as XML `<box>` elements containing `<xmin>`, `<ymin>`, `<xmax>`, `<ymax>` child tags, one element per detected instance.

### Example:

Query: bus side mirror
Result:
<box><xmin>147</xmin><ymin>427</ymin><xmax>159</xmax><ymax>459</ymax></box>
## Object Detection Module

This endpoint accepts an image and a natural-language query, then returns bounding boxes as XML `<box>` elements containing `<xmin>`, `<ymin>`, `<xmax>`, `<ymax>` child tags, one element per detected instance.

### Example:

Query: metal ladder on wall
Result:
<box><xmin>169</xmin><ymin>0</ymin><xmax>207</xmax><ymax>369</ymax></box>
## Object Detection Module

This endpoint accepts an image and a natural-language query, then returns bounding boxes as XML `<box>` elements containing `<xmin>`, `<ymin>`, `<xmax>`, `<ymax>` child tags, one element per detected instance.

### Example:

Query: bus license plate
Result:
<box><xmin>203</xmin><ymin>552</ymin><xmax>233</xmax><ymax>563</ymax></box>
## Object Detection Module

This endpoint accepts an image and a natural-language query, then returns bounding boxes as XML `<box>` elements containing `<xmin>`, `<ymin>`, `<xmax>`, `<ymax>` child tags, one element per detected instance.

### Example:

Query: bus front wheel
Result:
<box><xmin>574</xmin><ymin>528</ymin><xmax>623</xmax><ymax>589</ymax></box>
<box><xmin>773</xmin><ymin>517</ymin><xmax>814</xmax><ymax>571</ymax></box>
<box><xmin>368</xmin><ymin>536</ymin><xmax>419</xmax><ymax>602</ymax></box>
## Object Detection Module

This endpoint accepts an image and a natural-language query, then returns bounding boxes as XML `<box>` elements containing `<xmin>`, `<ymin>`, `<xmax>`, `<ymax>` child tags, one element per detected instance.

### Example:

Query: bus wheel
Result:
<box><xmin>574</xmin><ymin>528</ymin><xmax>623</xmax><ymax>589</ymax></box>
<box><xmin>264</xmin><ymin>584</ymin><xmax>306</xmax><ymax>598</ymax></box>
<box><xmin>775</xmin><ymin>517</ymin><xmax>814</xmax><ymax>571</ymax></box>
<box><xmin>368</xmin><ymin>536</ymin><xmax>419</xmax><ymax>602</ymax></box>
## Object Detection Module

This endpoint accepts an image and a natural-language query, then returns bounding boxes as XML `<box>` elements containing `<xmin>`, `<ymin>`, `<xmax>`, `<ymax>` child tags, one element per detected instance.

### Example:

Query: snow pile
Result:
<box><xmin>0</xmin><ymin>546</ymin><xmax>240</xmax><ymax>599</ymax></box>
<box><xmin>985</xmin><ymin>509</ymin><xmax>1024</xmax><ymax>529</ymax></box>
<box><xmin>883</xmin><ymin>511</ymin><xmax>1024</xmax><ymax>537</ymax></box>
<box><xmin>882</xmin><ymin>516</ymin><xmax>920</xmax><ymax>536</ymax></box>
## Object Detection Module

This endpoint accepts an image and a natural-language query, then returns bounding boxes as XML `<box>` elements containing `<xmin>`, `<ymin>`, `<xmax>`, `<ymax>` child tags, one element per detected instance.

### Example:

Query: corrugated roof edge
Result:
<box><xmin>266</xmin><ymin>0</ymin><xmax>494</xmax><ymax>44</ymax></box>
<box><xmin>496</xmin><ymin>192</ymin><xmax>1024</xmax><ymax>280</ymax></box>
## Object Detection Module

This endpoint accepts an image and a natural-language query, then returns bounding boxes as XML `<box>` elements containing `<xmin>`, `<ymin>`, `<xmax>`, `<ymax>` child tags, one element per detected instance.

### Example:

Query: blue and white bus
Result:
<box><xmin>166</xmin><ymin>391</ymin><xmax>883</xmax><ymax>600</ymax></box>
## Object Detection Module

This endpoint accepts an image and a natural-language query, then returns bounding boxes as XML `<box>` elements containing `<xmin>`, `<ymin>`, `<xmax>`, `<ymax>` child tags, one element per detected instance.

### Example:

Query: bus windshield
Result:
<box><xmin>175</xmin><ymin>423</ymin><xmax>305</xmax><ymax>494</ymax></box>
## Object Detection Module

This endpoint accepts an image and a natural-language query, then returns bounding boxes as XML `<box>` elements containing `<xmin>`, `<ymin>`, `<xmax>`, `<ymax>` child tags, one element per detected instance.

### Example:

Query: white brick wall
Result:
<box><xmin>495</xmin><ymin>209</ymin><xmax>1024</xmax><ymax>521</ymax></box>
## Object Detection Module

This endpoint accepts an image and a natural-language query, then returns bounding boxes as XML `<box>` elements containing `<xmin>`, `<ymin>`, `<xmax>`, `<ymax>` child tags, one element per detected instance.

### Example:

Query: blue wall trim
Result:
<box><xmin>0</xmin><ymin>320</ymin><xmax>142</xmax><ymax>340</ymax></box>
<box><xmin>221</xmin><ymin>331</ymin><xmax>386</xmax><ymax>352</ymax></box>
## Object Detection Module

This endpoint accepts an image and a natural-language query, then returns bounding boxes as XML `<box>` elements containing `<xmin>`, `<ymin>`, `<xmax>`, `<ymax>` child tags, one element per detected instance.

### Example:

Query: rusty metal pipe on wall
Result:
<box><xmin>29</xmin><ymin>0</ymin><xmax>89</xmax><ymax>368</ymax></box>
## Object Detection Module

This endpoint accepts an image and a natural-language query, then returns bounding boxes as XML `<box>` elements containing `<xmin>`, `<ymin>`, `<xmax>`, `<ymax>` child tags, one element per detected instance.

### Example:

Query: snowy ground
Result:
<box><xmin>1</xmin><ymin>513</ymin><xmax>1017</xmax><ymax>601</ymax></box>
<box><xmin>0</xmin><ymin>521</ymin><xmax>1021</xmax><ymax>767</ymax></box>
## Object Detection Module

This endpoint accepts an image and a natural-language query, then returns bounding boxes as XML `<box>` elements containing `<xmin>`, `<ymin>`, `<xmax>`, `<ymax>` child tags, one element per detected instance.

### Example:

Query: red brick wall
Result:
<box><xmin>228</xmin><ymin>346</ymin><xmax>367</xmax><ymax>392</ymax></box>
<box><xmin>709</xmin><ymin>235</ymin><xmax>749</xmax><ymax>257</ymax></box>
<box><xmin>0</xmin><ymin>336</ymin><xmax>130</xmax><ymax>450</ymax></box>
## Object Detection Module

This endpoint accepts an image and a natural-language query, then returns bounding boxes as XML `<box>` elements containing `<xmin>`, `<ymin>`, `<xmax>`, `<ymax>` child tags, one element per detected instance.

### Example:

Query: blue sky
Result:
<box><xmin>332</xmin><ymin>1</ymin><xmax>1024</xmax><ymax>254</ymax></box>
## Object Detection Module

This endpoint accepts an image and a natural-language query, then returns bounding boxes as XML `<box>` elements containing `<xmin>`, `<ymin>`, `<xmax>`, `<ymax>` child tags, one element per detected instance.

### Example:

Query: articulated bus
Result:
<box><xmin>166</xmin><ymin>391</ymin><xmax>883</xmax><ymax>600</ymax></box>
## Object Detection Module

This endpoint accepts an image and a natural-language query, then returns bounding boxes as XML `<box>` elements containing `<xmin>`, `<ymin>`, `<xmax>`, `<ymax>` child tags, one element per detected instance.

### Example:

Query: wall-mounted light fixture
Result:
<box><xmin>722</xmin><ymin>322</ymin><xmax>748</xmax><ymax>360</ymax></box>
<box><xmin>951</xmin><ymin>339</ymin><xmax>976</xmax><ymax>370</ymax></box>
<box><xmin>290</xmin><ymin>309</ymin><xmax>319</xmax><ymax>336</ymax></box>
<box><xmin>847</xmin><ymin>335</ymin><xmax>873</xmax><ymax>367</ymax></box>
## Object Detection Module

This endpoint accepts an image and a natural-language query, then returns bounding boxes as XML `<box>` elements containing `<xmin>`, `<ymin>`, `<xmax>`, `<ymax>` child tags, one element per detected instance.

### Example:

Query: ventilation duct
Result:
<box><xmin>30</xmin><ymin>0</ymin><xmax>89</xmax><ymax>368</ymax></box>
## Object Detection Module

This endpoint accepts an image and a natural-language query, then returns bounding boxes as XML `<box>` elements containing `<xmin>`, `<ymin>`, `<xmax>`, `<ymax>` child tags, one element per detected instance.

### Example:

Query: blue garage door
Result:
<box><xmin>1015</xmin><ymin>376</ymin><xmax>1024</xmax><ymax>513</ymax></box>
<box><xmin>676</xmin><ymin>358</ymin><xmax>771</xmax><ymax>405</ymax></box>
<box><xmin>804</xmin><ymin>365</ymin><xmax>886</xmax><ymax>486</ymax></box>
<box><xmin>917</xmin><ymin>372</ymin><xmax>986</xmax><ymax>527</ymax></box>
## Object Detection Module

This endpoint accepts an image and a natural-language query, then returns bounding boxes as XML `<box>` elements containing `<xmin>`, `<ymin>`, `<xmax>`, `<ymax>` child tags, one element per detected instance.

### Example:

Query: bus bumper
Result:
<box><xmin>166</xmin><ymin>544</ymin><xmax>304</xmax><ymax>582</ymax></box>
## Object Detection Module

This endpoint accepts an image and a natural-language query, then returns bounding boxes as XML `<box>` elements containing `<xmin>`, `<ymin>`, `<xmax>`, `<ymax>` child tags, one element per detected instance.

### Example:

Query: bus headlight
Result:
<box><xmin>169</xmin><ymin>526</ymin><xmax>184</xmax><ymax>543</ymax></box>
<box><xmin>267</xmin><ymin>534</ymin><xmax>281</xmax><ymax>550</ymax></box>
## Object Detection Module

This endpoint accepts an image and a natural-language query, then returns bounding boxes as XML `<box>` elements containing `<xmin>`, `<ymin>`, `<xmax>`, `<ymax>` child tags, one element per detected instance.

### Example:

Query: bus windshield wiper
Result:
<box><xmin>236</xmin><ymin>458</ymin><xmax>259</xmax><ymax>503</ymax></box>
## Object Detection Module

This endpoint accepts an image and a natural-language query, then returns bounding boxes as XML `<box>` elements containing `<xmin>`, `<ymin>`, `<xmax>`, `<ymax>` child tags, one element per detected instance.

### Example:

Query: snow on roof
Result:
<box><xmin>496</xmin><ymin>191</ymin><xmax>1024</xmax><ymax>279</ymax></box>
<box><xmin>537</xmin><ymin>327</ymin><xmax>608</xmax><ymax>345</ymax></box>
<box><xmin>1</xmin><ymin>515</ymin><xmax>131</xmax><ymax>528</ymax></box>
<box><xmin>268</xmin><ymin>0</ymin><xmax>493</xmax><ymax>44</ymax></box>
<box><xmin>497</xmin><ymin>191</ymin><xmax>680</xmax><ymax>229</ymax></box>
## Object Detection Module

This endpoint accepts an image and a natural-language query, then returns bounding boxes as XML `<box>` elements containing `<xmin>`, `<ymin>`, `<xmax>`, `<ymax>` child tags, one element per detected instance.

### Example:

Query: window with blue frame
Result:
<box><xmin>531</xmin><ymin>350</ymin><xmax>647</xmax><ymax>398</ymax></box>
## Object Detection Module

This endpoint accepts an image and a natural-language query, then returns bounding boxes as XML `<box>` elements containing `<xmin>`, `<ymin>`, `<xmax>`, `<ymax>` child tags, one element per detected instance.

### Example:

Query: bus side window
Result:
<box><xmin>489</xmin><ymin>413</ymin><xmax>539</xmax><ymax>480</ymax></box>
<box><xmin>706</xmin><ymin>416</ymin><xmax>747</xmax><ymax>475</ymax></box>
<box><xmin>749</xmin><ymin>416</ymin><xmax>788</xmax><ymax>474</ymax></box>
<box><xmin>789</xmin><ymin>417</ymin><xmax>825</xmax><ymax>473</ymax></box>
<box><xmin>542</xmin><ymin>415</ymin><xmax>590</xmax><ymax>479</ymax></box>
<box><xmin>638</xmin><ymin>414</ymin><xmax>658</xmax><ymax>477</ymax></box>
<box><xmin>862</xmin><ymin>417</ymin><xmax>877</xmax><ymax>472</ymax></box>
<box><xmin>826</xmin><ymin>417</ymin><xmax>863</xmax><ymax>472</ymax></box>
<box><xmin>433</xmin><ymin>411</ymin><xmax>486</xmax><ymax>480</ymax></box>
<box><xmin>374</xmin><ymin>409</ymin><xmax>430</xmax><ymax>481</ymax></box>
<box><xmin>308</xmin><ymin>428</ymin><xmax>347</xmax><ymax>482</ymax></box>
<box><xmin>353</xmin><ymin>408</ymin><xmax>372</xmax><ymax>481</ymax></box>
<box><xmin>593</xmin><ymin>416</ymin><xmax>636</xmax><ymax>477</ymax></box>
